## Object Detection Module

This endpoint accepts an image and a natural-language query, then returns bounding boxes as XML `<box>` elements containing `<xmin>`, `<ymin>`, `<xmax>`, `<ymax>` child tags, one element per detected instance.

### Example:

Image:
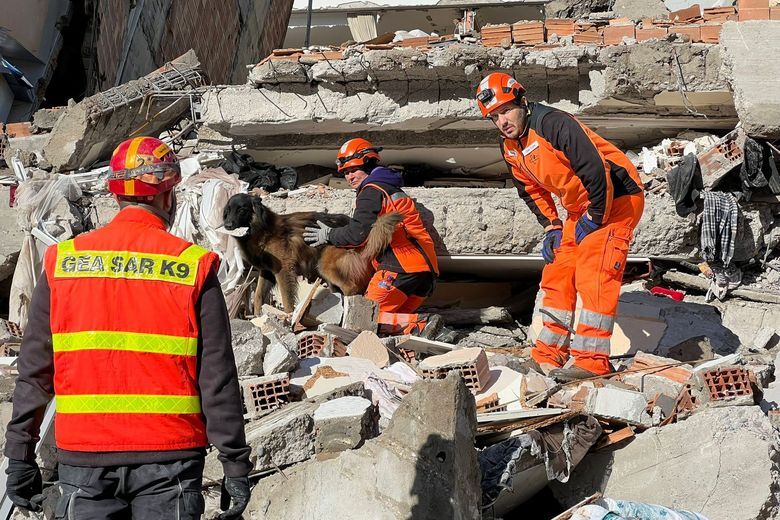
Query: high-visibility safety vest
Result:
<box><xmin>43</xmin><ymin>207</ymin><xmax>218</xmax><ymax>452</ymax></box>
<box><xmin>363</xmin><ymin>183</ymin><xmax>439</xmax><ymax>275</ymax></box>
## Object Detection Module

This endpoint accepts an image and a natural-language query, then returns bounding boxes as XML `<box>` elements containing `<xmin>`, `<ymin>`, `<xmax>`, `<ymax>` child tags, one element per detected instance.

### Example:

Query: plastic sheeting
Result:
<box><xmin>170</xmin><ymin>167</ymin><xmax>248</xmax><ymax>292</ymax></box>
<box><xmin>9</xmin><ymin>175</ymin><xmax>83</xmax><ymax>328</ymax></box>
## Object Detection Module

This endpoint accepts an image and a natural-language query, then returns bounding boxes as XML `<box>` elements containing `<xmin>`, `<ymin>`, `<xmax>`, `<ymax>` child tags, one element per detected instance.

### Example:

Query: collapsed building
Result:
<box><xmin>1</xmin><ymin>0</ymin><xmax>780</xmax><ymax>518</ymax></box>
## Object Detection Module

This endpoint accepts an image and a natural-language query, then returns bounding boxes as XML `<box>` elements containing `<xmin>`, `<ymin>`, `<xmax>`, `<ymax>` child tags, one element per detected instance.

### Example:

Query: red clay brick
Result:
<box><xmin>636</xmin><ymin>26</ymin><xmax>668</xmax><ymax>41</ymax></box>
<box><xmin>772</xmin><ymin>6</ymin><xmax>780</xmax><ymax>19</ymax></box>
<box><xmin>544</xmin><ymin>18</ymin><xmax>575</xmax><ymax>36</ymax></box>
<box><xmin>4</xmin><ymin>122</ymin><xmax>32</xmax><ymax>137</ymax></box>
<box><xmin>241</xmin><ymin>374</ymin><xmax>291</xmax><ymax>418</ymax></box>
<box><xmin>671</xmin><ymin>24</ymin><xmax>702</xmax><ymax>42</ymax></box>
<box><xmin>670</xmin><ymin>4</ymin><xmax>703</xmax><ymax>22</ymax></box>
<box><xmin>602</xmin><ymin>24</ymin><xmax>636</xmax><ymax>45</ymax></box>
<box><xmin>699</xmin><ymin>23</ymin><xmax>722</xmax><ymax>43</ymax></box>
<box><xmin>738</xmin><ymin>0</ymin><xmax>769</xmax><ymax>8</ymax></box>
<box><xmin>739</xmin><ymin>7</ymin><xmax>771</xmax><ymax>19</ymax></box>
<box><xmin>703</xmin><ymin>367</ymin><xmax>753</xmax><ymax>401</ymax></box>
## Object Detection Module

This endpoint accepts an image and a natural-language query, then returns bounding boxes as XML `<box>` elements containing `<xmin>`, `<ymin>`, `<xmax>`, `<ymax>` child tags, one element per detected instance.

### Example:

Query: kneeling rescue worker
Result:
<box><xmin>4</xmin><ymin>136</ymin><xmax>252</xmax><ymax>519</ymax></box>
<box><xmin>476</xmin><ymin>72</ymin><xmax>645</xmax><ymax>380</ymax></box>
<box><xmin>303</xmin><ymin>138</ymin><xmax>444</xmax><ymax>338</ymax></box>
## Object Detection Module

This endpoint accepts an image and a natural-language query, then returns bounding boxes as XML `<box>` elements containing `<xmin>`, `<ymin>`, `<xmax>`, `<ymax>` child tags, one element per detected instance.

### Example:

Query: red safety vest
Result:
<box><xmin>364</xmin><ymin>183</ymin><xmax>439</xmax><ymax>275</ymax></box>
<box><xmin>44</xmin><ymin>206</ymin><xmax>218</xmax><ymax>452</ymax></box>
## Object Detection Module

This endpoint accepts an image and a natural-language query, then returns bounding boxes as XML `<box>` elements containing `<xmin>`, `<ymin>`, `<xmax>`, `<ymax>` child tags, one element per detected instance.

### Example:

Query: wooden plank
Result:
<box><xmin>394</xmin><ymin>335</ymin><xmax>456</xmax><ymax>355</ymax></box>
<box><xmin>593</xmin><ymin>426</ymin><xmax>635</xmax><ymax>451</ymax></box>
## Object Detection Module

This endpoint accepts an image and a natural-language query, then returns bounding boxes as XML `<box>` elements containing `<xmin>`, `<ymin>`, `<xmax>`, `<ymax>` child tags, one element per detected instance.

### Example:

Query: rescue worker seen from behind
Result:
<box><xmin>4</xmin><ymin>136</ymin><xmax>252</xmax><ymax>519</ymax></box>
<box><xmin>476</xmin><ymin>72</ymin><xmax>644</xmax><ymax>381</ymax></box>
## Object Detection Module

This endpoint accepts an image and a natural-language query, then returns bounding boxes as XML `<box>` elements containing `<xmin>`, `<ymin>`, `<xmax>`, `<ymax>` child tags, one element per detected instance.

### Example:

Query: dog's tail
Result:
<box><xmin>360</xmin><ymin>212</ymin><xmax>403</xmax><ymax>260</ymax></box>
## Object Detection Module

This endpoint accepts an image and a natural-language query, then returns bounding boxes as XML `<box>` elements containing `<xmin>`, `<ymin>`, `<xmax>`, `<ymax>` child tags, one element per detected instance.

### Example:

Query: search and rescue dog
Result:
<box><xmin>223</xmin><ymin>193</ymin><xmax>402</xmax><ymax>314</ymax></box>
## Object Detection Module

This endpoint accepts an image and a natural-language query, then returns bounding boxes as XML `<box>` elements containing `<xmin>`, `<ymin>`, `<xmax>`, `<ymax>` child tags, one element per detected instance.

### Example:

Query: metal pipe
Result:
<box><xmin>304</xmin><ymin>0</ymin><xmax>314</xmax><ymax>48</ymax></box>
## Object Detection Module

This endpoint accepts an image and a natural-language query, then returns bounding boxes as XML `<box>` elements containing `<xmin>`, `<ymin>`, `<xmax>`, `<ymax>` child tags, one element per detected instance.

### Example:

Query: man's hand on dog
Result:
<box><xmin>303</xmin><ymin>221</ymin><xmax>333</xmax><ymax>247</ymax></box>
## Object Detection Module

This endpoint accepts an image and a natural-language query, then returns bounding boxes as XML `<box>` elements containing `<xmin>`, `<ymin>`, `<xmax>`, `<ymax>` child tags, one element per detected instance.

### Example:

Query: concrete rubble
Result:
<box><xmin>3</xmin><ymin>3</ymin><xmax>780</xmax><ymax>519</ymax></box>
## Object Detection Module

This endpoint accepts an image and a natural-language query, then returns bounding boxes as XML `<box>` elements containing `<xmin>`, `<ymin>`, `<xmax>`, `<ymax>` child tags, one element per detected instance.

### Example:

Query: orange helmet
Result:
<box><xmin>475</xmin><ymin>72</ymin><xmax>526</xmax><ymax>117</ymax></box>
<box><xmin>336</xmin><ymin>138</ymin><xmax>381</xmax><ymax>173</ymax></box>
<box><xmin>108</xmin><ymin>136</ymin><xmax>180</xmax><ymax>197</ymax></box>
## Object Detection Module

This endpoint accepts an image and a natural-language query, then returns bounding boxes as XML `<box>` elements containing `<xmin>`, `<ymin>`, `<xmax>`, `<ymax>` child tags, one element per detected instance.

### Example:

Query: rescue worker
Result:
<box><xmin>4</xmin><ymin>136</ymin><xmax>252</xmax><ymax>519</ymax></box>
<box><xmin>302</xmin><ymin>138</ymin><xmax>443</xmax><ymax>338</ymax></box>
<box><xmin>476</xmin><ymin>73</ymin><xmax>645</xmax><ymax>380</ymax></box>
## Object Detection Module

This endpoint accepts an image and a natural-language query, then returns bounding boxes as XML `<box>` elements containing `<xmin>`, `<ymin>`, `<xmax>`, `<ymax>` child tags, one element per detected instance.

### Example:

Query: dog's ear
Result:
<box><xmin>251</xmin><ymin>196</ymin><xmax>271</xmax><ymax>228</ymax></box>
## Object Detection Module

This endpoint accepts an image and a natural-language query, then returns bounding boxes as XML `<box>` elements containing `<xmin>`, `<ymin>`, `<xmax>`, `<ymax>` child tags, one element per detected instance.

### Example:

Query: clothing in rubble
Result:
<box><xmin>700</xmin><ymin>191</ymin><xmax>739</xmax><ymax>266</ymax></box>
<box><xmin>667</xmin><ymin>152</ymin><xmax>704</xmax><ymax>217</ymax></box>
<box><xmin>328</xmin><ymin>166</ymin><xmax>440</xmax><ymax>335</ymax></box>
<box><xmin>221</xmin><ymin>149</ymin><xmax>297</xmax><ymax>193</ymax></box>
<box><xmin>740</xmin><ymin>136</ymin><xmax>780</xmax><ymax>200</ymax></box>
<box><xmin>503</xmin><ymin>102</ymin><xmax>645</xmax><ymax>376</ymax></box>
<box><xmin>5</xmin><ymin>207</ymin><xmax>252</xmax><ymax>517</ymax></box>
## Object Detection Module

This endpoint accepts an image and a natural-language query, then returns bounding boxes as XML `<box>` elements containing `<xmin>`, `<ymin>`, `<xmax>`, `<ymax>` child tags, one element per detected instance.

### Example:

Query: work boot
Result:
<box><xmin>548</xmin><ymin>365</ymin><xmax>605</xmax><ymax>382</ymax></box>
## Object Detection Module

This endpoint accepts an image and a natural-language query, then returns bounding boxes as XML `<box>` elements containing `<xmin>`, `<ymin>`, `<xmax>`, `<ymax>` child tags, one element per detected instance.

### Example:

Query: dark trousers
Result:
<box><xmin>55</xmin><ymin>457</ymin><xmax>205</xmax><ymax>520</ymax></box>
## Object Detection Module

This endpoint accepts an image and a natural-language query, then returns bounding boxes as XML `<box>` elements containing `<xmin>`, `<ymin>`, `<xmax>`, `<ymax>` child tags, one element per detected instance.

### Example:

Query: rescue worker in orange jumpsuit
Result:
<box><xmin>4</xmin><ymin>137</ymin><xmax>252</xmax><ymax>519</ymax></box>
<box><xmin>476</xmin><ymin>73</ymin><xmax>645</xmax><ymax>380</ymax></box>
<box><xmin>303</xmin><ymin>138</ymin><xmax>443</xmax><ymax>337</ymax></box>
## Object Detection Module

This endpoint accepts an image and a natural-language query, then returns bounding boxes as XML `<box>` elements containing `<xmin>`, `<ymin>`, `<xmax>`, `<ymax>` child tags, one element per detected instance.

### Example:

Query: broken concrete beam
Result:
<box><xmin>44</xmin><ymin>51</ymin><xmax>204</xmax><ymax>171</ymax></box>
<box><xmin>260</xmin><ymin>188</ymin><xmax>749</xmax><ymax>260</ymax></box>
<box><xmin>721</xmin><ymin>21</ymin><xmax>780</xmax><ymax>138</ymax></box>
<box><xmin>552</xmin><ymin>406</ymin><xmax>780</xmax><ymax>520</ymax></box>
<box><xmin>341</xmin><ymin>295</ymin><xmax>378</xmax><ymax>332</ymax></box>
<box><xmin>348</xmin><ymin>331</ymin><xmax>390</xmax><ymax>369</ymax></box>
<box><xmin>245</xmin><ymin>373</ymin><xmax>481</xmax><ymax>519</ymax></box>
<box><xmin>244</xmin><ymin>400</ymin><xmax>318</xmax><ymax>471</ymax></box>
<box><xmin>313</xmin><ymin>396</ymin><xmax>378</xmax><ymax>454</ymax></box>
<box><xmin>230</xmin><ymin>319</ymin><xmax>267</xmax><ymax>376</ymax></box>
<box><xmin>262</xmin><ymin>330</ymin><xmax>298</xmax><ymax>375</ymax></box>
<box><xmin>419</xmin><ymin>347</ymin><xmax>491</xmax><ymax>394</ymax></box>
<box><xmin>585</xmin><ymin>387</ymin><xmax>652</xmax><ymax>427</ymax></box>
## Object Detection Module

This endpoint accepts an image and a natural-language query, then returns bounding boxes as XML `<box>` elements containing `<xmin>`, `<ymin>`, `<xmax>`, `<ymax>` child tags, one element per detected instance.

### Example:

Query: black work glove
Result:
<box><xmin>541</xmin><ymin>228</ymin><xmax>562</xmax><ymax>264</ymax></box>
<box><xmin>219</xmin><ymin>476</ymin><xmax>251</xmax><ymax>520</ymax></box>
<box><xmin>6</xmin><ymin>459</ymin><xmax>44</xmax><ymax>512</ymax></box>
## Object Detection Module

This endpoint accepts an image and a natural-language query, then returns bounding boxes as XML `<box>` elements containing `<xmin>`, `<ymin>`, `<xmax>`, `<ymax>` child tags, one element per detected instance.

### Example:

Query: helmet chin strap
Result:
<box><xmin>118</xmin><ymin>191</ymin><xmax>177</xmax><ymax>228</ymax></box>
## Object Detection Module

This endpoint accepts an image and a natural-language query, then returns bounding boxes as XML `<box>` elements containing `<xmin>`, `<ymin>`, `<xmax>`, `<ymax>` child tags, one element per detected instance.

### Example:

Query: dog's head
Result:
<box><xmin>223</xmin><ymin>193</ymin><xmax>268</xmax><ymax>233</ymax></box>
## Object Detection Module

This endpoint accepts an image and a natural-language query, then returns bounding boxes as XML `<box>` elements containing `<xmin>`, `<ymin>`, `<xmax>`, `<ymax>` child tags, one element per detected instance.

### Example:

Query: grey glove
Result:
<box><xmin>6</xmin><ymin>459</ymin><xmax>43</xmax><ymax>512</ymax></box>
<box><xmin>219</xmin><ymin>476</ymin><xmax>251</xmax><ymax>520</ymax></box>
<box><xmin>303</xmin><ymin>221</ymin><xmax>332</xmax><ymax>247</ymax></box>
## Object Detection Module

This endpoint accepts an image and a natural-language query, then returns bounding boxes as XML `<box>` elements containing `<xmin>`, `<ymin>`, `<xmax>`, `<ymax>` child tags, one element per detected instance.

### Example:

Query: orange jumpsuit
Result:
<box><xmin>328</xmin><ymin>167</ymin><xmax>440</xmax><ymax>335</ymax></box>
<box><xmin>504</xmin><ymin>103</ymin><xmax>645</xmax><ymax>374</ymax></box>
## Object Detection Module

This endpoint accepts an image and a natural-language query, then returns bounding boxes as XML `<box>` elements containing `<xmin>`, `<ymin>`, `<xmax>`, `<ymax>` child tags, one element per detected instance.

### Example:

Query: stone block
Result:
<box><xmin>342</xmin><ymin>295</ymin><xmax>378</xmax><ymax>332</ymax></box>
<box><xmin>230</xmin><ymin>319</ymin><xmax>267</xmax><ymax>376</ymax></box>
<box><xmin>308</xmin><ymin>289</ymin><xmax>343</xmax><ymax>325</ymax></box>
<box><xmin>622</xmin><ymin>372</ymin><xmax>684</xmax><ymax>401</ymax></box>
<box><xmin>348</xmin><ymin>330</ymin><xmax>390</xmax><ymax>368</ymax></box>
<box><xmin>551</xmin><ymin>407</ymin><xmax>780</xmax><ymax>520</ymax></box>
<box><xmin>313</xmin><ymin>396</ymin><xmax>378</xmax><ymax>453</ymax></box>
<box><xmin>246</xmin><ymin>373</ymin><xmax>481</xmax><ymax>519</ymax></box>
<box><xmin>585</xmin><ymin>387</ymin><xmax>652</xmax><ymax>426</ymax></box>
<box><xmin>262</xmin><ymin>331</ymin><xmax>298</xmax><ymax>375</ymax></box>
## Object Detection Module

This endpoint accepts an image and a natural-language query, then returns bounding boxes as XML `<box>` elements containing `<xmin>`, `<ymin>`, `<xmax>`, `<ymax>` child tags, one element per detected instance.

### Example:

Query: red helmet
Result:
<box><xmin>475</xmin><ymin>72</ymin><xmax>526</xmax><ymax>117</ymax></box>
<box><xmin>336</xmin><ymin>138</ymin><xmax>381</xmax><ymax>173</ymax></box>
<box><xmin>108</xmin><ymin>137</ymin><xmax>180</xmax><ymax>197</ymax></box>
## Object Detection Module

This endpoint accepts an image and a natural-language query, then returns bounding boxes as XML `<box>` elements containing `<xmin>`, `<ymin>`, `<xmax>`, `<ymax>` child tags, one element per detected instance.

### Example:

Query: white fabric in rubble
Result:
<box><xmin>170</xmin><ymin>168</ymin><xmax>248</xmax><ymax>292</ymax></box>
<box><xmin>10</xmin><ymin>175</ymin><xmax>83</xmax><ymax>328</ymax></box>
<box><xmin>364</xmin><ymin>373</ymin><xmax>403</xmax><ymax>427</ymax></box>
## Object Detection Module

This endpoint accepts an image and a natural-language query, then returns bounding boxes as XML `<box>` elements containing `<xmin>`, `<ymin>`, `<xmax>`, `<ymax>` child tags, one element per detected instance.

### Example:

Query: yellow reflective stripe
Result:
<box><xmin>53</xmin><ymin>244</ymin><xmax>209</xmax><ymax>286</ymax></box>
<box><xmin>126</xmin><ymin>137</ymin><xmax>145</xmax><ymax>169</ymax></box>
<box><xmin>57</xmin><ymin>394</ymin><xmax>201</xmax><ymax>414</ymax></box>
<box><xmin>53</xmin><ymin>331</ymin><xmax>197</xmax><ymax>356</ymax></box>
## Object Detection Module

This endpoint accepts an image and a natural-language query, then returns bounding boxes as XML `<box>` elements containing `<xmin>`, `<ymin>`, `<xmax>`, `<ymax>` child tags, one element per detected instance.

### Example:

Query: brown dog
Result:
<box><xmin>223</xmin><ymin>193</ymin><xmax>402</xmax><ymax>314</ymax></box>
